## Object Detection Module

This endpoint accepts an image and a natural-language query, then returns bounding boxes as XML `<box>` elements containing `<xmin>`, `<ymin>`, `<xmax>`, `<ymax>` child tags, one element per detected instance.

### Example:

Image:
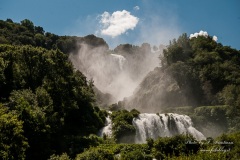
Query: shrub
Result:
<box><xmin>76</xmin><ymin>148</ymin><xmax>114</xmax><ymax>160</ymax></box>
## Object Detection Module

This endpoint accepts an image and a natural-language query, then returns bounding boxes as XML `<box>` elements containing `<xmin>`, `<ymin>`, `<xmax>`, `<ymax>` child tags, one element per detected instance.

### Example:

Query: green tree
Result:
<box><xmin>0</xmin><ymin>104</ymin><xmax>29</xmax><ymax>160</ymax></box>
<box><xmin>162</xmin><ymin>33</ymin><xmax>192</xmax><ymax>66</ymax></box>
<box><xmin>34</xmin><ymin>33</ymin><xmax>46</xmax><ymax>47</ymax></box>
<box><xmin>152</xmin><ymin>134</ymin><xmax>200</xmax><ymax>159</ymax></box>
<box><xmin>34</xmin><ymin>26</ymin><xmax>45</xmax><ymax>35</ymax></box>
<box><xmin>20</xmin><ymin>19</ymin><xmax>34</xmax><ymax>33</ymax></box>
<box><xmin>6</xmin><ymin>18</ymin><xmax>13</xmax><ymax>23</ymax></box>
<box><xmin>111</xmin><ymin>110</ymin><xmax>136</xmax><ymax>143</ymax></box>
<box><xmin>76</xmin><ymin>148</ymin><xmax>114</xmax><ymax>160</ymax></box>
<box><xmin>120</xmin><ymin>150</ymin><xmax>146</xmax><ymax>160</ymax></box>
<box><xmin>48</xmin><ymin>153</ymin><xmax>71</xmax><ymax>160</ymax></box>
<box><xmin>9</xmin><ymin>89</ymin><xmax>52</xmax><ymax>160</ymax></box>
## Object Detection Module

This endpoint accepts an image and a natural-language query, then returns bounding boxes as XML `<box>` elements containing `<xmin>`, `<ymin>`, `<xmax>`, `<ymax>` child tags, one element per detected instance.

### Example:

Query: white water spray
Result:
<box><xmin>99</xmin><ymin>115</ymin><xmax>112</xmax><ymax>137</ymax></box>
<box><xmin>99</xmin><ymin>113</ymin><xmax>205</xmax><ymax>143</ymax></box>
<box><xmin>70</xmin><ymin>43</ymin><xmax>160</xmax><ymax>102</ymax></box>
<box><xmin>110</xmin><ymin>54</ymin><xmax>126</xmax><ymax>70</ymax></box>
<box><xmin>133</xmin><ymin>113</ymin><xmax>205</xmax><ymax>143</ymax></box>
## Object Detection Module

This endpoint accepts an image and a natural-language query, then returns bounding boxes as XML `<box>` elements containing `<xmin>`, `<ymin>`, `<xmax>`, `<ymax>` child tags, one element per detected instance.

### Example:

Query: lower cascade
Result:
<box><xmin>133</xmin><ymin>113</ymin><xmax>205</xmax><ymax>143</ymax></box>
<box><xmin>99</xmin><ymin>113</ymin><xmax>205</xmax><ymax>143</ymax></box>
<box><xmin>99</xmin><ymin>115</ymin><xmax>112</xmax><ymax>137</ymax></box>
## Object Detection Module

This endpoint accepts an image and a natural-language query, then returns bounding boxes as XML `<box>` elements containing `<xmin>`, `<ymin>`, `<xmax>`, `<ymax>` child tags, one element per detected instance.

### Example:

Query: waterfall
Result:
<box><xmin>133</xmin><ymin>113</ymin><xmax>205</xmax><ymax>143</ymax></box>
<box><xmin>99</xmin><ymin>113</ymin><xmax>205</xmax><ymax>143</ymax></box>
<box><xmin>110</xmin><ymin>54</ymin><xmax>126</xmax><ymax>70</ymax></box>
<box><xmin>99</xmin><ymin>115</ymin><xmax>112</xmax><ymax>137</ymax></box>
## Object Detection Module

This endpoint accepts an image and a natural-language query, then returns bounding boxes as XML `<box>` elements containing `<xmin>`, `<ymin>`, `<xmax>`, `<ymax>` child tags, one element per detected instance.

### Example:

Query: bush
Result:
<box><xmin>216</xmin><ymin>132</ymin><xmax>240</xmax><ymax>159</ymax></box>
<box><xmin>152</xmin><ymin>134</ymin><xmax>200</xmax><ymax>159</ymax></box>
<box><xmin>76</xmin><ymin>148</ymin><xmax>114</xmax><ymax>160</ymax></box>
<box><xmin>0</xmin><ymin>104</ymin><xmax>29</xmax><ymax>160</ymax></box>
<box><xmin>120</xmin><ymin>150</ymin><xmax>145</xmax><ymax>160</ymax></box>
<box><xmin>111</xmin><ymin>110</ymin><xmax>138</xmax><ymax>143</ymax></box>
<box><xmin>48</xmin><ymin>153</ymin><xmax>71</xmax><ymax>160</ymax></box>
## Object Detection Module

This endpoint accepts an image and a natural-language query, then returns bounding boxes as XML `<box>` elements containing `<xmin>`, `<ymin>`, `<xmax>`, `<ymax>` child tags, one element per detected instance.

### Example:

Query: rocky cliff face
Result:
<box><xmin>124</xmin><ymin>67</ymin><xmax>190</xmax><ymax>112</ymax></box>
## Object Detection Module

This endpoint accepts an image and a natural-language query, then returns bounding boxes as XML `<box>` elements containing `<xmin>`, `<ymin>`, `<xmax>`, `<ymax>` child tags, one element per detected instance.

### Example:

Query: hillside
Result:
<box><xmin>0</xmin><ymin>19</ymin><xmax>108</xmax><ymax>160</ymax></box>
<box><xmin>126</xmin><ymin>33</ymin><xmax>240</xmax><ymax>109</ymax></box>
<box><xmin>124</xmin><ymin>33</ymin><xmax>240</xmax><ymax>137</ymax></box>
<box><xmin>0</xmin><ymin>19</ymin><xmax>108</xmax><ymax>53</ymax></box>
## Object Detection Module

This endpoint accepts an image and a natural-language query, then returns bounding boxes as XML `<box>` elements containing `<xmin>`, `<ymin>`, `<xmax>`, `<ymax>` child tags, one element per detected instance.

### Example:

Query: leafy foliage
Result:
<box><xmin>76</xmin><ymin>148</ymin><xmax>114</xmax><ymax>160</ymax></box>
<box><xmin>0</xmin><ymin>104</ymin><xmax>28</xmax><ymax>160</ymax></box>
<box><xmin>0</xmin><ymin>19</ymin><xmax>108</xmax><ymax>53</ymax></box>
<box><xmin>159</xmin><ymin>33</ymin><xmax>240</xmax><ymax>133</ymax></box>
<box><xmin>110</xmin><ymin>109</ymin><xmax>140</xmax><ymax>143</ymax></box>
<box><xmin>152</xmin><ymin>134</ymin><xmax>200</xmax><ymax>159</ymax></box>
<box><xmin>0</xmin><ymin>43</ymin><xmax>105</xmax><ymax>159</ymax></box>
<box><xmin>0</xmin><ymin>18</ymin><xmax>110</xmax><ymax>159</ymax></box>
<box><xmin>49</xmin><ymin>153</ymin><xmax>72</xmax><ymax>160</ymax></box>
<box><xmin>77</xmin><ymin>132</ymin><xmax>240</xmax><ymax>160</ymax></box>
<box><xmin>163</xmin><ymin>33</ymin><xmax>240</xmax><ymax>105</ymax></box>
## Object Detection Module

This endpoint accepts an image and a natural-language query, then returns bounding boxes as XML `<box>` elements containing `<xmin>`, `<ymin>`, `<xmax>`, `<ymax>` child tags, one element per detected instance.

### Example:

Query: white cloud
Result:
<box><xmin>189</xmin><ymin>30</ymin><xmax>218</xmax><ymax>42</ymax></box>
<box><xmin>134</xmin><ymin>6</ymin><xmax>140</xmax><ymax>11</ymax></box>
<box><xmin>189</xmin><ymin>30</ymin><xmax>208</xmax><ymax>39</ymax></box>
<box><xmin>99</xmin><ymin>10</ymin><xmax>139</xmax><ymax>37</ymax></box>
<box><xmin>212</xmin><ymin>35</ymin><xmax>218</xmax><ymax>42</ymax></box>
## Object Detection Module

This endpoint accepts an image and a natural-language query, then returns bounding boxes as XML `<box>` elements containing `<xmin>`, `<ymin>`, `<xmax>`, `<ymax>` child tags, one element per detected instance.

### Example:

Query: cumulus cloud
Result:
<box><xmin>99</xmin><ymin>10</ymin><xmax>139</xmax><ymax>37</ymax></box>
<box><xmin>134</xmin><ymin>6</ymin><xmax>140</xmax><ymax>11</ymax></box>
<box><xmin>189</xmin><ymin>30</ymin><xmax>218</xmax><ymax>42</ymax></box>
<box><xmin>189</xmin><ymin>30</ymin><xmax>208</xmax><ymax>39</ymax></box>
<box><xmin>212</xmin><ymin>35</ymin><xmax>218</xmax><ymax>42</ymax></box>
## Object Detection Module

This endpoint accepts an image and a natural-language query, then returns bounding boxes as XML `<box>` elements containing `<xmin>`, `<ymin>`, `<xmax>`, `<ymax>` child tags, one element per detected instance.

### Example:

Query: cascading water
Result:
<box><xmin>70</xmin><ymin>43</ymin><xmax>161</xmax><ymax>102</ymax></box>
<box><xmin>99</xmin><ymin>113</ymin><xmax>205</xmax><ymax>143</ymax></box>
<box><xmin>99</xmin><ymin>115</ymin><xmax>112</xmax><ymax>137</ymax></box>
<box><xmin>110</xmin><ymin>54</ymin><xmax>126</xmax><ymax>71</ymax></box>
<box><xmin>133</xmin><ymin>113</ymin><xmax>205</xmax><ymax>143</ymax></box>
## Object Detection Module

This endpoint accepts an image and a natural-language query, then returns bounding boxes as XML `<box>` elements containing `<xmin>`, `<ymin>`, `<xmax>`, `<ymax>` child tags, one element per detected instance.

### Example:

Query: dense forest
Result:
<box><xmin>0</xmin><ymin>19</ymin><xmax>108</xmax><ymax>159</ymax></box>
<box><xmin>0</xmin><ymin>19</ymin><xmax>240</xmax><ymax>159</ymax></box>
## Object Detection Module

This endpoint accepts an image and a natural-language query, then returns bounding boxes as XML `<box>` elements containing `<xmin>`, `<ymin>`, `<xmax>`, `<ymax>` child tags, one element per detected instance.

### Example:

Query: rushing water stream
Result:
<box><xmin>99</xmin><ymin>113</ymin><xmax>205</xmax><ymax>143</ymax></box>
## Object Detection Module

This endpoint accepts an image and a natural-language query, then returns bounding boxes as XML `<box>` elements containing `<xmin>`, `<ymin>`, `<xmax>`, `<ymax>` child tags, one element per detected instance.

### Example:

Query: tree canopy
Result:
<box><xmin>0</xmin><ymin>19</ymin><xmax>107</xmax><ymax>159</ymax></box>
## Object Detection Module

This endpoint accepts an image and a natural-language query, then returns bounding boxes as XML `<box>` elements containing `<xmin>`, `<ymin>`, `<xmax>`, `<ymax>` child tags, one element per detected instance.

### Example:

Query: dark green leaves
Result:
<box><xmin>0</xmin><ymin>104</ymin><xmax>29</xmax><ymax>160</ymax></box>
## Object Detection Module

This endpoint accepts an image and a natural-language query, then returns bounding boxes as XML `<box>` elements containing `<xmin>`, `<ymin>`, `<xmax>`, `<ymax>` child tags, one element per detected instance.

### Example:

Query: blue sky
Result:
<box><xmin>0</xmin><ymin>0</ymin><xmax>239</xmax><ymax>49</ymax></box>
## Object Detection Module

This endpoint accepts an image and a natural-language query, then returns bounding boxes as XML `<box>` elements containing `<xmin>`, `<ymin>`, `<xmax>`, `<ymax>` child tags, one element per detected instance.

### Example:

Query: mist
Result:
<box><xmin>69</xmin><ymin>42</ymin><xmax>163</xmax><ymax>103</ymax></box>
<box><xmin>67</xmin><ymin>6</ymin><xmax>184</xmax><ymax>111</ymax></box>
